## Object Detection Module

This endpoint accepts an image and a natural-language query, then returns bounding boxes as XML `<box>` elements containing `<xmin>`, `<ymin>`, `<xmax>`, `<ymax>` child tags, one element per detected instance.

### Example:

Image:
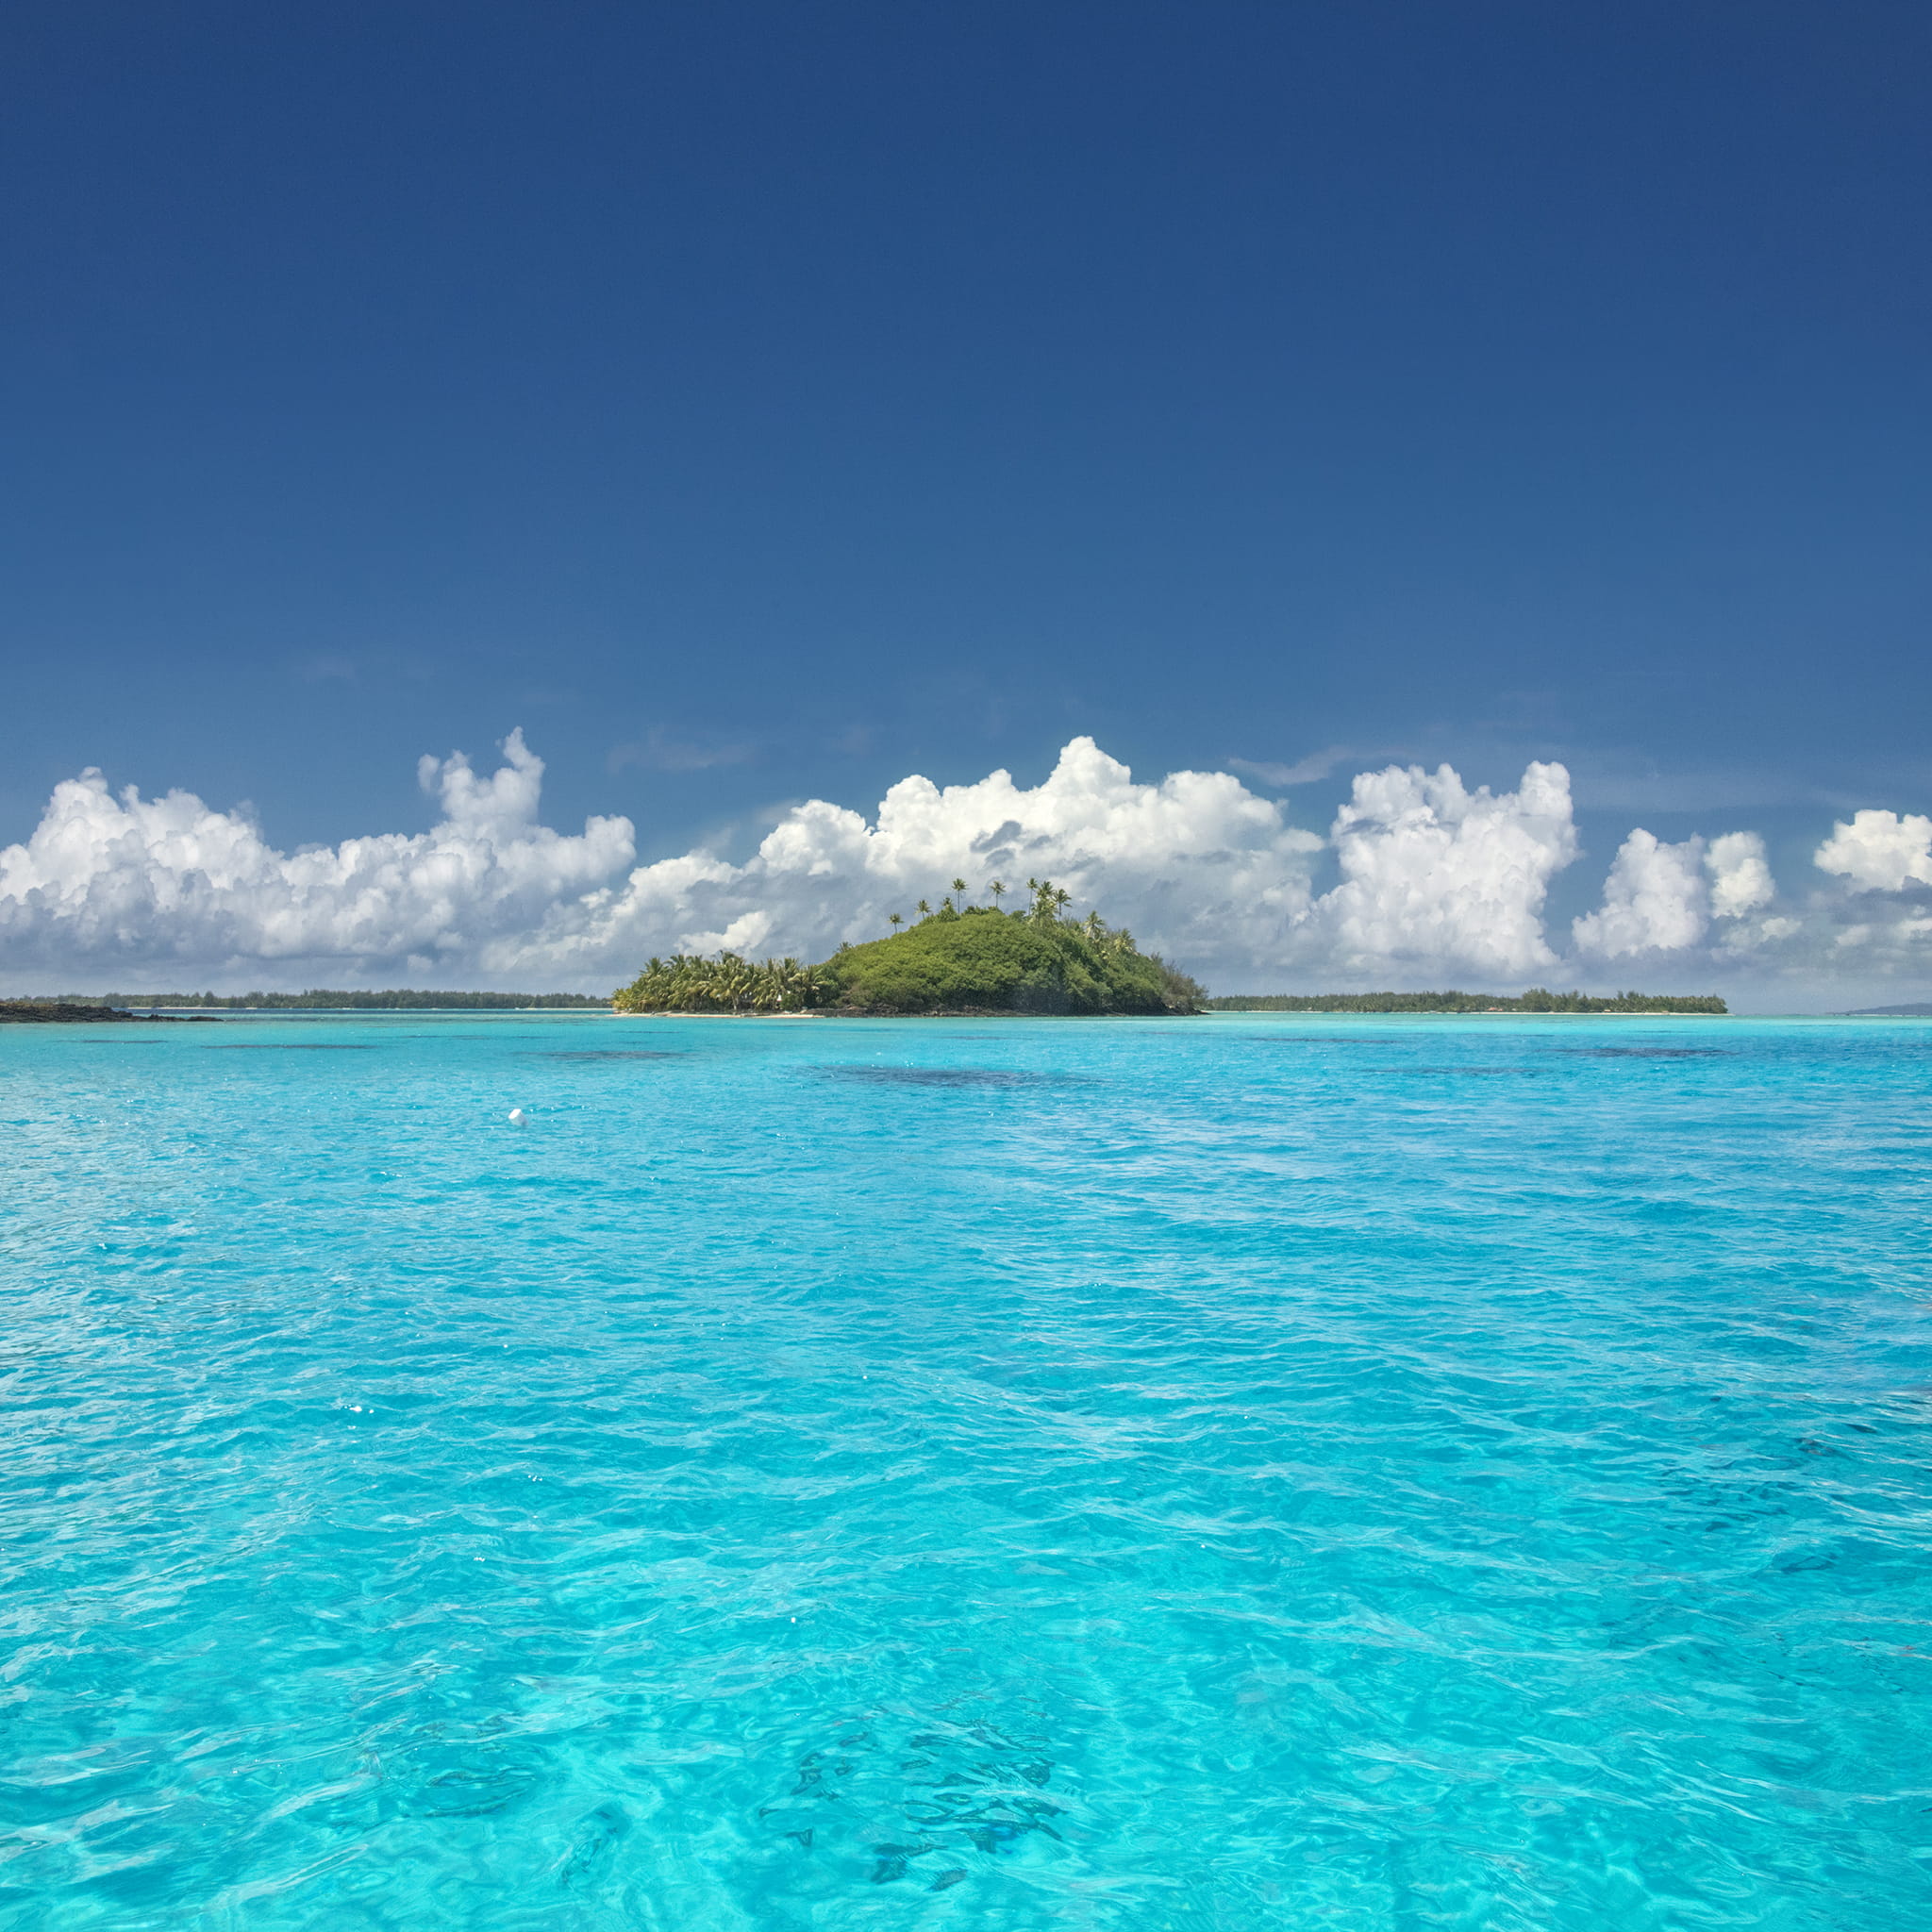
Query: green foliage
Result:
<box><xmin>1204</xmin><ymin>989</ymin><xmax>1728</xmax><ymax>1014</ymax></box>
<box><xmin>612</xmin><ymin>955</ymin><xmax>826</xmax><ymax>1013</ymax></box>
<box><xmin>1514</xmin><ymin>988</ymin><xmax>1727</xmax><ymax>1014</ymax></box>
<box><xmin>611</xmin><ymin>883</ymin><xmax>1207</xmax><ymax>1017</ymax></box>
<box><xmin>819</xmin><ymin>899</ymin><xmax>1203</xmax><ymax>1015</ymax></box>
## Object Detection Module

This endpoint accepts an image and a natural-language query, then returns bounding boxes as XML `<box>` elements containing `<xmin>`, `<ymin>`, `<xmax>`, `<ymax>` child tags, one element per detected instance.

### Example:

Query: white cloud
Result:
<box><xmin>1226</xmin><ymin>747</ymin><xmax>1350</xmax><ymax>788</ymax></box>
<box><xmin>1815</xmin><ymin>809</ymin><xmax>1932</xmax><ymax>892</ymax></box>
<box><xmin>0</xmin><ymin>730</ymin><xmax>634</xmax><ymax>982</ymax></box>
<box><xmin>518</xmin><ymin>736</ymin><xmax>1325</xmax><ymax>986</ymax></box>
<box><xmin>1573</xmin><ymin>827</ymin><xmax>1784</xmax><ymax>962</ymax></box>
<box><xmin>1574</xmin><ymin>824</ymin><xmax>1789</xmax><ymax>961</ymax></box>
<box><xmin>0</xmin><ymin>734</ymin><xmax>1323</xmax><ymax>991</ymax></box>
<box><xmin>1705</xmin><ymin>831</ymin><xmax>1774</xmax><ymax>918</ymax></box>
<box><xmin>1574</xmin><ymin>829</ymin><xmax>1708</xmax><ymax>958</ymax></box>
<box><xmin>1315</xmin><ymin>761</ymin><xmax>1577</xmax><ymax>980</ymax></box>
<box><xmin>4</xmin><ymin>730</ymin><xmax>1930</xmax><ymax>1005</ymax></box>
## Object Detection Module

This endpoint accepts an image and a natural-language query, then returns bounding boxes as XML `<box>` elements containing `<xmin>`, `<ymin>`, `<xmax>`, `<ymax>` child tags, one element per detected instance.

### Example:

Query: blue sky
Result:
<box><xmin>3</xmin><ymin>3</ymin><xmax>1928</xmax><ymax>997</ymax></box>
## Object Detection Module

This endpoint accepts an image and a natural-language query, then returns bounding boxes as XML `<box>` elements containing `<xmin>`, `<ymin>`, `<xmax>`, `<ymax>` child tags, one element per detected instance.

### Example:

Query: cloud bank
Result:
<box><xmin>4</xmin><ymin>732</ymin><xmax>1929</xmax><ymax>1006</ymax></box>
<box><xmin>1324</xmin><ymin>761</ymin><xmax>1576</xmax><ymax>980</ymax></box>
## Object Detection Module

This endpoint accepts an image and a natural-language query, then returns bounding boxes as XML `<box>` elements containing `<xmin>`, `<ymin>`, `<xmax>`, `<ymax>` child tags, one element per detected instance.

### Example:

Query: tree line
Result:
<box><xmin>28</xmin><ymin>990</ymin><xmax>610</xmax><ymax>1009</ymax></box>
<box><xmin>611</xmin><ymin>955</ymin><xmax>829</xmax><ymax>1014</ymax></box>
<box><xmin>1204</xmin><ymin>990</ymin><xmax>1728</xmax><ymax>1014</ymax></box>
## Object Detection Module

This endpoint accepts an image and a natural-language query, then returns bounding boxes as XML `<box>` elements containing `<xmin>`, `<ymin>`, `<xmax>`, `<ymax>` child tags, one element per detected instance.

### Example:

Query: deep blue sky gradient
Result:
<box><xmin>4</xmin><ymin>0</ymin><xmax>1927</xmax><ymax>891</ymax></box>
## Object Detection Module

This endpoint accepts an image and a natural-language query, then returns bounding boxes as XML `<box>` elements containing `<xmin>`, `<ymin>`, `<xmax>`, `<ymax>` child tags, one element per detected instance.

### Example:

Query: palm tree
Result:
<box><xmin>889</xmin><ymin>911</ymin><xmax>904</xmax><ymax>929</ymax></box>
<box><xmin>989</xmin><ymin>879</ymin><xmax>1006</xmax><ymax>908</ymax></box>
<box><xmin>951</xmin><ymin>876</ymin><xmax>967</xmax><ymax>895</ymax></box>
<box><xmin>916</xmin><ymin>899</ymin><xmax>931</xmax><ymax>918</ymax></box>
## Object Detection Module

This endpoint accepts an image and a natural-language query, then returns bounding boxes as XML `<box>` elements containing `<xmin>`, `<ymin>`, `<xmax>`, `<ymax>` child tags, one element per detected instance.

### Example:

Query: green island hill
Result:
<box><xmin>614</xmin><ymin>879</ymin><xmax>1207</xmax><ymax>1016</ymax></box>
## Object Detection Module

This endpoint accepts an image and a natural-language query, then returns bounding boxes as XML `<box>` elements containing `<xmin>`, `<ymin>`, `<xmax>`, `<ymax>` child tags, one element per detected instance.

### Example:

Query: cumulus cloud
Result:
<box><xmin>521</xmin><ymin>735</ymin><xmax>1324</xmax><ymax>986</ymax></box>
<box><xmin>1815</xmin><ymin>810</ymin><xmax>1932</xmax><ymax>892</ymax></box>
<box><xmin>0</xmin><ymin>733</ymin><xmax>1324</xmax><ymax>991</ymax></box>
<box><xmin>1574</xmin><ymin>830</ymin><xmax>1708</xmax><ymax>958</ymax></box>
<box><xmin>0</xmin><ymin>731</ymin><xmax>633</xmax><ymax>981</ymax></box>
<box><xmin>1316</xmin><ymin>761</ymin><xmax>1577</xmax><ymax>979</ymax></box>
<box><xmin>5</xmin><ymin>729</ymin><xmax>1931</xmax><ymax>1003</ymax></box>
<box><xmin>1705</xmin><ymin>831</ymin><xmax>1775</xmax><ymax>918</ymax></box>
<box><xmin>1574</xmin><ymin>827</ymin><xmax>1782</xmax><ymax>960</ymax></box>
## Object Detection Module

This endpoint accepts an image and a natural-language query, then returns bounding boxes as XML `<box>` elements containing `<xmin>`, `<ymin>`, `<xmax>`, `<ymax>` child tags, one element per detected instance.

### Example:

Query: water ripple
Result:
<box><xmin>1</xmin><ymin>1013</ymin><xmax>1928</xmax><ymax>1928</ymax></box>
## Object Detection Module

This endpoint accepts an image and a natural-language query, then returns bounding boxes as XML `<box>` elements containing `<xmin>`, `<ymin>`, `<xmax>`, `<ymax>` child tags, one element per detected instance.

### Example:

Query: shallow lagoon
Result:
<box><xmin>3</xmin><ymin>1012</ymin><xmax>1929</xmax><ymax>1928</ymax></box>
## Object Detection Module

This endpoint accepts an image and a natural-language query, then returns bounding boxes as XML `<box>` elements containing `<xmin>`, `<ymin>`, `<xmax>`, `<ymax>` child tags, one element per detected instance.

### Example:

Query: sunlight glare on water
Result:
<box><xmin>2</xmin><ymin>1012</ymin><xmax>1929</xmax><ymax>1929</ymax></box>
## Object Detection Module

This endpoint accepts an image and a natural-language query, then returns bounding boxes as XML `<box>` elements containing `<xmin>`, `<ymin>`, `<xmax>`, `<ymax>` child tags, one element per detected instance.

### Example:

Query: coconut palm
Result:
<box><xmin>616</xmin><ymin>947</ymin><xmax>841</xmax><ymax>1014</ymax></box>
<box><xmin>889</xmin><ymin>911</ymin><xmax>904</xmax><ymax>929</ymax></box>
<box><xmin>989</xmin><ymin>879</ymin><xmax>1006</xmax><ymax>907</ymax></box>
<box><xmin>916</xmin><ymin>899</ymin><xmax>931</xmax><ymax>917</ymax></box>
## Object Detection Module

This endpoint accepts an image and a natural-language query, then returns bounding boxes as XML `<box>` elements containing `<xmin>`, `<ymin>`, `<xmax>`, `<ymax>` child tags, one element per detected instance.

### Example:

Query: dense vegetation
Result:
<box><xmin>0</xmin><ymin>1001</ymin><xmax>207</xmax><ymax>1024</ymax></box>
<box><xmin>27</xmin><ymin>990</ymin><xmax>610</xmax><ymax>1010</ymax></box>
<box><xmin>823</xmin><ymin>905</ymin><xmax>1203</xmax><ymax>1015</ymax></box>
<box><xmin>613</xmin><ymin>879</ymin><xmax>1206</xmax><ymax>1016</ymax></box>
<box><xmin>1205</xmin><ymin>990</ymin><xmax>1728</xmax><ymax>1014</ymax></box>
<box><xmin>610</xmin><ymin>955</ymin><xmax>830</xmax><ymax>1014</ymax></box>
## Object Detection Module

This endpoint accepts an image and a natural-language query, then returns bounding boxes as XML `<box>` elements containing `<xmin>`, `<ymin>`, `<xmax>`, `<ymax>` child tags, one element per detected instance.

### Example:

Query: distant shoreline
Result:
<box><xmin>13</xmin><ymin>990</ymin><xmax>609</xmax><ymax>1012</ymax></box>
<box><xmin>1206</xmin><ymin>990</ymin><xmax>1726</xmax><ymax>1015</ymax></box>
<box><xmin>0</xmin><ymin>1001</ymin><xmax>215</xmax><ymax>1024</ymax></box>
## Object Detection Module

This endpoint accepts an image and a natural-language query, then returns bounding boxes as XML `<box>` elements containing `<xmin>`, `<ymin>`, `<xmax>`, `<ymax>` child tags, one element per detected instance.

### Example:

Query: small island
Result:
<box><xmin>614</xmin><ymin>878</ymin><xmax>1206</xmax><ymax>1016</ymax></box>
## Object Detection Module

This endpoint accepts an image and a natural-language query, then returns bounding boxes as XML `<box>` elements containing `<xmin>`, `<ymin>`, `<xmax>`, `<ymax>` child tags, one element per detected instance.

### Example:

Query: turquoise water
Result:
<box><xmin>3</xmin><ymin>1012</ymin><xmax>1929</xmax><ymax>1930</ymax></box>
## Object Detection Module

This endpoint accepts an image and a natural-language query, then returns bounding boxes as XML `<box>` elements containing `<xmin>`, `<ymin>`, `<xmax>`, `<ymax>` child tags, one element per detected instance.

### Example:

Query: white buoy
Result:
<box><xmin>508</xmin><ymin>1108</ymin><xmax>527</xmax><ymax>1126</ymax></box>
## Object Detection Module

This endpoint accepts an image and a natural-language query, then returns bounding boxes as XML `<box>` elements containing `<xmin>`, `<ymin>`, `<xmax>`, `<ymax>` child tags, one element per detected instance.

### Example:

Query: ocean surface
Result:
<box><xmin>2</xmin><ymin>1011</ymin><xmax>1929</xmax><ymax>1931</ymax></box>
